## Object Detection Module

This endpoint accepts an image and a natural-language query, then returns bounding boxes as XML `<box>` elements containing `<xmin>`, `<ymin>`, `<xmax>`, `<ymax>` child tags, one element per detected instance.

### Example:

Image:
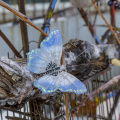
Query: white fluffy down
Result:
<box><xmin>64</xmin><ymin>52</ymin><xmax>76</xmax><ymax>65</ymax></box>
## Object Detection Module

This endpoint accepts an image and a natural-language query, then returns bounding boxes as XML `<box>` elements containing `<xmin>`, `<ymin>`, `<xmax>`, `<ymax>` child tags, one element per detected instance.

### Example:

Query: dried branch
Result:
<box><xmin>18</xmin><ymin>0</ymin><xmax>29</xmax><ymax>58</ymax></box>
<box><xmin>0</xmin><ymin>30</ymin><xmax>22</xmax><ymax>58</ymax></box>
<box><xmin>78</xmin><ymin>8</ymin><xmax>95</xmax><ymax>37</ymax></box>
<box><xmin>71</xmin><ymin>75</ymin><xmax>120</xmax><ymax>114</ymax></box>
<box><xmin>65</xmin><ymin>93</ymin><xmax>69</xmax><ymax>120</ymax></box>
<box><xmin>108</xmin><ymin>90</ymin><xmax>120</xmax><ymax>119</ymax></box>
<box><xmin>0</xmin><ymin>1</ymin><xmax>48</xmax><ymax>37</ymax></box>
<box><xmin>91</xmin><ymin>0</ymin><xmax>120</xmax><ymax>45</ymax></box>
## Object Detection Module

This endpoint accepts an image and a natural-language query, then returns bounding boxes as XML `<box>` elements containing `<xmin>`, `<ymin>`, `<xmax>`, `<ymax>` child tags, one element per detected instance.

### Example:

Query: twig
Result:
<box><xmin>54</xmin><ymin>112</ymin><xmax>65</xmax><ymax>120</ymax></box>
<box><xmin>16</xmin><ymin>41</ymin><xmax>39</xmax><ymax>55</ymax></box>
<box><xmin>18</xmin><ymin>0</ymin><xmax>29</xmax><ymax>58</ymax></box>
<box><xmin>110</xmin><ymin>4</ymin><xmax>115</xmax><ymax>26</ymax></box>
<box><xmin>0</xmin><ymin>30</ymin><xmax>22</xmax><ymax>58</ymax></box>
<box><xmin>78</xmin><ymin>8</ymin><xmax>95</xmax><ymax>36</ymax></box>
<box><xmin>13</xmin><ymin>41</ymin><xmax>39</xmax><ymax>58</ymax></box>
<box><xmin>65</xmin><ymin>93</ymin><xmax>69</xmax><ymax>120</ymax></box>
<box><xmin>101</xmin><ymin>29</ymin><xmax>110</xmax><ymax>42</ymax></box>
<box><xmin>108</xmin><ymin>90</ymin><xmax>120</xmax><ymax>119</ymax></box>
<box><xmin>91</xmin><ymin>0</ymin><xmax>120</xmax><ymax>45</ymax></box>
<box><xmin>71</xmin><ymin>75</ymin><xmax>120</xmax><ymax>113</ymax></box>
<box><xmin>93</xmin><ymin>10</ymin><xmax>98</xmax><ymax>26</ymax></box>
<box><xmin>0</xmin><ymin>1</ymin><xmax>48</xmax><ymax>37</ymax></box>
<box><xmin>78</xmin><ymin>8</ymin><xmax>101</xmax><ymax>44</ymax></box>
<box><xmin>0</xmin><ymin>7</ymin><xmax>73</xmax><ymax>25</ymax></box>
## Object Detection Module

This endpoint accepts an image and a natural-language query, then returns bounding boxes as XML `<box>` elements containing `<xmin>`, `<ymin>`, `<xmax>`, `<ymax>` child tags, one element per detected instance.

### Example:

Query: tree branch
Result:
<box><xmin>71</xmin><ymin>75</ymin><xmax>120</xmax><ymax>114</ymax></box>
<box><xmin>0</xmin><ymin>1</ymin><xmax>48</xmax><ymax>37</ymax></box>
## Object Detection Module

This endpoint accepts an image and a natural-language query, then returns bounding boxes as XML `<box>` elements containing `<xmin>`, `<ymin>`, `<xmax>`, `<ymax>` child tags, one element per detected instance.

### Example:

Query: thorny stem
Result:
<box><xmin>91</xmin><ymin>0</ymin><xmax>120</xmax><ymax>45</ymax></box>
<box><xmin>71</xmin><ymin>75</ymin><xmax>120</xmax><ymax>114</ymax></box>
<box><xmin>0</xmin><ymin>1</ymin><xmax>48</xmax><ymax>37</ymax></box>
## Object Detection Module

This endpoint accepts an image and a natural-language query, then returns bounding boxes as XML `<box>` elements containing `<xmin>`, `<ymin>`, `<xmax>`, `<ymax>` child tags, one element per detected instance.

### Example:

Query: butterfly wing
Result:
<box><xmin>34</xmin><ymin>74</ymin><xmax>59</xmax><ymax>94</ymax></box>
<box><xmin>58</xmin><ymin>71</ymin><xmax>87</xmax><ymax>94</ymax></box>
<box><xmin>34</xmin><ymin>71</ymin><xmax>87</xmax><ymax>94</ymax></box>
<box><xmin>26</xmin><ymin>29</ymin><xmax>63</xmax><ymax>74</ymax></box>
<box><xmin>40</xmin><ymin>29</ymin><xmax>62</xmax><ymax>48</ymax></box>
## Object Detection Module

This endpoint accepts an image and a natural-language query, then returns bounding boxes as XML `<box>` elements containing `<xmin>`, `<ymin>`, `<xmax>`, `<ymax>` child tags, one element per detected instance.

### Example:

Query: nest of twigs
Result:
<box><xmin>0</xmin><ymin>39</ymin><xmax>119</xmax><ymax>110</ymax></box>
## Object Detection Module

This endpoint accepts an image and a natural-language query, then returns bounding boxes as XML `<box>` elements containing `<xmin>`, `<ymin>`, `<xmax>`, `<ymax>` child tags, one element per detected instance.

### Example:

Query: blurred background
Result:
<box><xmin>0</xmin><ymin>0</ymin><xmax>118</xmax><ymax>57</ymax></box>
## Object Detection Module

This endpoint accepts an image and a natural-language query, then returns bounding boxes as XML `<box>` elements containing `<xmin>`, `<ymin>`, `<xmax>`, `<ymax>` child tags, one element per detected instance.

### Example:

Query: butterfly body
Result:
<box><xmin>27</xmin><ymin>29</ymin><xmax>87</xmax><ymax>94</ymax></box>
<box><xmin>45</xmin><ymin>61</ymin><xmax>61</xmax><ymax>76</ymax></box>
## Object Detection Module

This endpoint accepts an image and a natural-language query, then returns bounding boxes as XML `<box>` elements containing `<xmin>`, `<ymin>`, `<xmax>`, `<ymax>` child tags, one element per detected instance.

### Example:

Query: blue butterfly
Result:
<box><xmin>26</xmin><ymin>29</ymin><xmax>87</xmax><ymax>94</ymax></box>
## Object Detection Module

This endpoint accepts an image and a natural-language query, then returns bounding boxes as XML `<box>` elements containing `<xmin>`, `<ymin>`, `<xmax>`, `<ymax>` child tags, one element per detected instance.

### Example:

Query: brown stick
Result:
<box><xmin>78</xmin><ymin>8</ymin><xmax>95</xmax><ymax>37</ymax></box>
<box><xmin>65</xmin><ymin>92</ymin><xmax>69</xmax><ymax>120</ymax></box>
<box><xmin>0</xmin><ymin>7</ymin><xmax>72</xmax><ymax>25</ymax></box>
<box><xmin>18</xmin><ymin>0</ymin><xmax>29</xmax><ymax>58</ymax></box>
<box><xmin>0</xmin><ymin>1</ymin><xmax>48</xmax><ymax>37</ymax></box>
<box><xmin>72</xmin><ymin>75</ymin><xmax>120</xmax><ymax>113</ymax></box>
<box><xmin>0</xmin><ymin>30</ymin><xmax>22</xmax><ymax>58</ymax></box>
<box><xmin>91</xmin><ymin>0</ymin><xmax>120</xmax><ymax>45</ymax></box>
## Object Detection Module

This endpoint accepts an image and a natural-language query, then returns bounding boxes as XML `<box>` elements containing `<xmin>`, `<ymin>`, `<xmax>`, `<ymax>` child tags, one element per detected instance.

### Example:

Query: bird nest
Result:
<box><xmin>0</xmin><ymin>39</ymin><xmax>119</xmax><ymax>110</ymax></box>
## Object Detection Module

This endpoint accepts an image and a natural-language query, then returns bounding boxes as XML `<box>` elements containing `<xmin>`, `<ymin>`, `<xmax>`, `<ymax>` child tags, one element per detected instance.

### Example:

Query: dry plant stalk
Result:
<box><xmin>65</xmin><ymin>93</ymin><xmax>69</xmax><ymax>120</ymax></box>
<box><xmin>71</xmin><ymin>75</ymin><xmax>120</xmax><ymax>114</ymax></box>
<box><xmin>91</xmin><ymin>0</ymin><xmax>120</xmax><ymax>45</ymax></box>
<box><xmin>0</xmin><ymin>30</ymin><xmax>22</xmax><ymax>58</ymax></box>
<box><xmin>0</xmin><ymin>1</ymin><xmax>48</xmax><ymax>37</ymax></box>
